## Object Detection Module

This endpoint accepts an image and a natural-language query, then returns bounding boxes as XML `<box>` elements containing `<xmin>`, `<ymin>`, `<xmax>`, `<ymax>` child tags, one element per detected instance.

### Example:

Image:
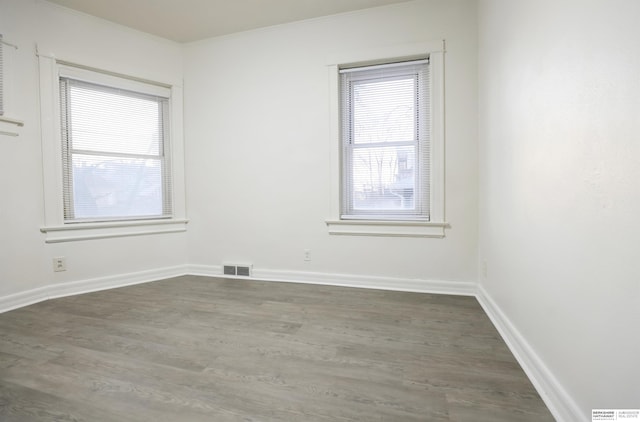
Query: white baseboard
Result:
<box><xmin>0</xmin><ymin>264</ymin><xmax>580</xmax><ymax>422</ymax></box>
<box><xmin>0</xmin><ymin>265</ymin><xmax>187</xmax><ymax>314</ymax></box>
<box><xmin>476</xmin><ymin>284</ymin><xmax>585</xmax><ymax>422</ymax></box>
<box><xmin>0</xmin><ymin>265</ymin><xmax>474</xmax><ymax>315</ymax></box>
<box><xmin>188</xmin><ymin>264</ymin><xmax>477</xmax><ymax>296</ymax></box>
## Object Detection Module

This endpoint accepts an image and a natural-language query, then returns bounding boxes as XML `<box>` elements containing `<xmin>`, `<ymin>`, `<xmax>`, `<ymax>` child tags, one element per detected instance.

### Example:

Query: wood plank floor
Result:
<box><xmin>0</xmin><ymin>275</ymin><xmax>554</xmax><ymax>421</ymax></box>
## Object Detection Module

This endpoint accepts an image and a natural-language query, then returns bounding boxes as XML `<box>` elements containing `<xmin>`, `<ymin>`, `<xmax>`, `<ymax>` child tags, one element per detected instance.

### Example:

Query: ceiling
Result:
<box><xmin>46</xmin><ymin>0</ymin><xmax>414</xmax><ymax>43</ymax></box>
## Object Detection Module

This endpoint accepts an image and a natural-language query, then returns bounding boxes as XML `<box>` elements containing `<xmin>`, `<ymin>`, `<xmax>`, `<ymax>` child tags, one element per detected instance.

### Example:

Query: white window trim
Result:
<box><xmin>325</xmin><ymin>40</ymin><xmax>447</xmax><ymax>238</ymax></box>
<box><xmin>38</xmin><ymin>54</ymin><xmax>188</xmax><ymax>243</ymax></box>
<box><xmin>0</xmin><ymin>36</ymin><xmax>24</xmax><ymax>136</ymax></box>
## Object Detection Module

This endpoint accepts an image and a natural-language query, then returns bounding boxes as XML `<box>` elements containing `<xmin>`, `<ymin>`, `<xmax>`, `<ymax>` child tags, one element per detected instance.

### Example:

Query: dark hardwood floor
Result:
<box><xmin>0</xmin><ymin>275</ymin><xmax>554</xmax><ymax>421</ymax></box>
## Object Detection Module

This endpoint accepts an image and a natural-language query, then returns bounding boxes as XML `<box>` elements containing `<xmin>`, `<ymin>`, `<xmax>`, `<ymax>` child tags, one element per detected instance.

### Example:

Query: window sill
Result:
<box><xmin>0</xmin><ymin>116</ymin><xmax>24</xmax><ymax>137</ymax></box>
<box><xmin>0</xmin><ymin>116</ymin><xmax>24</xmax><ymax>127</ymax></box>
<box><xmin>325</xmin><ymin>219</ymin><xmax>448</xmax><ymax>238</ymax></box>
<box><xmin>40</xmin><ymin>219</ymin><xmax>189</xmax><ymax>243</ymax></box>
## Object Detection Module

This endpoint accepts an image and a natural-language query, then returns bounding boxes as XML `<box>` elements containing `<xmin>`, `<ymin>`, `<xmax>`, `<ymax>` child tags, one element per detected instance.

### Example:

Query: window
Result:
<box><xmin>59</xmin><ymin>77</ymin><xmax>171</xmax><ymax>222</ymax></box>
<box><xmin>326</xmin><ymin>41</ymin><xmax>446</xmax><ymax>237</ymax></box>
<box><xmin>38</xmin><ymin>57</ymin><xmax>187</xmax><ymax>243</ymax></box>
<box><xmin>340</xmin><ymin>59</ymin><xmax>429</xmax><ymax>220</ymax></box>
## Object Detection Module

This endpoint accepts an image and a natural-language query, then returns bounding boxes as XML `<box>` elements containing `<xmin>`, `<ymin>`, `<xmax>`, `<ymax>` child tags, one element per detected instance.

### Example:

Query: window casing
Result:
<box><xmin>326</xmin><ymin>40</ymin><xmax>446</xmax><ymax>237</ymax></box>
<box><xmin>38</xmin><ymin>57</ymin><xmax>187</xmax><ymax>243</ymax></box>
<box><xmin>0</xmin><ymin>34</ymin><xmax>24</xmax><ymax>134</ymax></box>
<box><xmin>0</xmin><ymin>34</ymin><xmax>4</xmax><ymax>116</ymax></box>
<box><xmin>340</xmin><ymin>59</ymin><xmax>429</xmax><ymax>221</ymax></box>
<box><xmin>59</xmin><ymin>77</ymin><xmax>172</xmax><ymax>223</ymax></box>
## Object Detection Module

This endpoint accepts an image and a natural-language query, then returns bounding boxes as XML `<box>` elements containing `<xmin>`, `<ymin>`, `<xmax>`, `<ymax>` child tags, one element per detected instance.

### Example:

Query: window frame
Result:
<box><xmin>39</xmin><ymin>57</ymin><xmax>187</xmax><ymax>243</ymax></box>
<box><xmin>340</xmin><ymin>60</ymin><xmax>429</xmax><ymax>220</ymax></box>
<box><xmin>326</xmin><ymin>40</ymin><xmax>447</xmax><ymax>238</ymax></box>
<box><xmin>59</xmin><ymin>66</ymin><xmax>173</xmax><ymax>224</ymax></box>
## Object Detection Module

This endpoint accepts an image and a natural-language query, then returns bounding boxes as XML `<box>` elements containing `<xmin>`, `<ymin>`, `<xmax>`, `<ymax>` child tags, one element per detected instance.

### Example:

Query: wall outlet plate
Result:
<box><xmin>53</xmin><ymin>257</ymin><xmax>66</xmax><ymax>272</ymax></box>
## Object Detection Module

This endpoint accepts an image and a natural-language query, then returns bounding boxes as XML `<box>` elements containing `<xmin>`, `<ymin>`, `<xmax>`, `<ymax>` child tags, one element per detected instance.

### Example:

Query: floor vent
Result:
<box><xmin>223</xmin><ymin>264</ymin><xmax>253</xmax><ymax>277</ymax></box>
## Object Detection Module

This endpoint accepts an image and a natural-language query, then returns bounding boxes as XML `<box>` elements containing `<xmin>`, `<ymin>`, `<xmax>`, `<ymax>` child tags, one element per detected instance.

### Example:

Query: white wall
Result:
<box><xmin>184</xmin><ymin>0</ymin><xmax>479</xmax><ymax>289</ymax></box>
<box><xmin>0</xmin><ymin>0</ymin><xmax>187</xmax><ymax>301</ymax></box>
<box><xmin>478</xmin><ymin>0</ymin><xmax>640</xmax><ymax>419</ymax></box>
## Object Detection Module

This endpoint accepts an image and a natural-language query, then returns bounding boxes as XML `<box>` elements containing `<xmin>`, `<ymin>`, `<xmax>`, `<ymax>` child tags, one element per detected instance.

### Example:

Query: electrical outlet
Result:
<box><xmin>53</xmin><ymin>257</ymin><xmax>66</xmax><ymax>272</ymax></box>
<box><xmin>304</xmin><ymin>249</ymin><xmax>311</xmax><ymax>262</ymax></box>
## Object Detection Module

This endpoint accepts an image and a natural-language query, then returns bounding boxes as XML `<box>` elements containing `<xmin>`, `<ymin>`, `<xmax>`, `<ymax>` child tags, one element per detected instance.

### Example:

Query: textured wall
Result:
<box><xmin>478</xmin><ymin>0</ymin><xmax>640</xmax><ymax>419</ymax></box>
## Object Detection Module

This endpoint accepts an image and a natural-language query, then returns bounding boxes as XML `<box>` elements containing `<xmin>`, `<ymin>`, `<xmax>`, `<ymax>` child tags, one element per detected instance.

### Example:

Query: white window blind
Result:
<box><xmin>340</xmin><ymin>58</ymin><xmax>430</xmax><ymax>220</ymax></box>
<box><xmin>59</xmin><ymin>76</ymin><xmax>172</xmax><ymax>222</ymax></box>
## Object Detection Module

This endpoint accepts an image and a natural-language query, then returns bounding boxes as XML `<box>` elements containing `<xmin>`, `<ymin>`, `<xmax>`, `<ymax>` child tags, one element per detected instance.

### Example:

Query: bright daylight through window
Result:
<box><xmin>59</xmin><ymin>77</ymin><xmax>172</xmax><ymax>222</ymax></box>
<box><xmin>340</xmin><ymin>58</ymin><xmax>430</xmax><ymax>221</ymax></box>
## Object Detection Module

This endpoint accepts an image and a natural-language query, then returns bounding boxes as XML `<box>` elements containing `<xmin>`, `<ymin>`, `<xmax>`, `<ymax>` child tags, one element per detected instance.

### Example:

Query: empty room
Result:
<box><xmin>0</xmin><ymin>0</ymin><xmax>638</xmax><ymax>421</ymax></box>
